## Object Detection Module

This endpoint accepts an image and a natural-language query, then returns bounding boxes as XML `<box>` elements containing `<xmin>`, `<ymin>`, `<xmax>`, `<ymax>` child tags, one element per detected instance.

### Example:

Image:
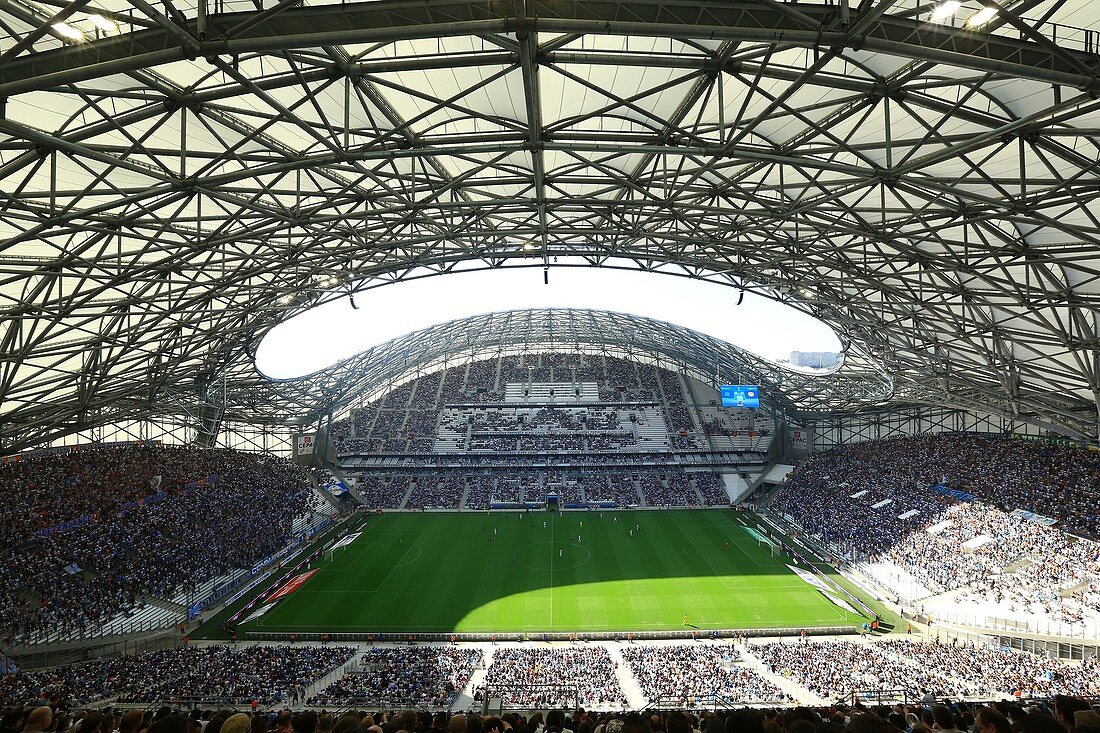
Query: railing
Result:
<box><xmin>646</xmin><ymin>691</ymin><xmax>789</xmax><ymax>711</ymax></box>
<box><xmin>930</xmin><ymin>609</ymin><xmax>1100</xmax><ymax>641</ymax></box>
<box><xmin>905</xmin><ymin>0</ymin><xmax>1100</xmax><ymax>56</ymax></box>
<box><xmin>844</xmin><ymin>688</ymin><xmax>916</xmax><ymax>707</ymax></box>
<box><xmin>309</xmin><ymin>697</ymin><xmax>437</xmax><ymax>711</ymax></box>
<box><xmin>9</xmin><ymin>633</ymin><xmax>181</xmax><ymax>673</ymax></box>
<box><xmin>482</xmin><ymin>684</ymin><xmax>581</xmax><ymax>712</ymax></box>
<box><xmin>127</xmin><ymin>697</ymin><xmax>270</xmax><ymax>711</ymax></box>
<box><xmin>18</xmin><ymin>612</ymin><xmax>182</xmax><ymax>647</ymax></box>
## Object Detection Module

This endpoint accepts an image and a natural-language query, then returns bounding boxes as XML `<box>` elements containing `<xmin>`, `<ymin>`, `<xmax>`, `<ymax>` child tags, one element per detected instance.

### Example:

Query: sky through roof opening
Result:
<box><xmin>255</xmin><ymin>268</ymin><xmax>843</xmax><ymax>380</ymax></box>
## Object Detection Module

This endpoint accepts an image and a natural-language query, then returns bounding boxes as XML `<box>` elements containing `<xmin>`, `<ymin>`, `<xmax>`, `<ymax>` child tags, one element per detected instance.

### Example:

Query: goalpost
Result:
<box><xmin>325</xmin><ymin>530</ymin><xmax>363</xmax><ymax>563</ymax></box>
<box><xmin>752</xmin><ymin>534</ymin><xmax>782</xmax><ymax>558</ymax></box>
<box><xmin>324</xmin><ymin>544</ymin><xmax>349</xmax><ymax>563</ymax></box>
<box><xmin>742</xmin><ymin>525</ymin><xmax>782</xmax><ymax>557</ymax></box>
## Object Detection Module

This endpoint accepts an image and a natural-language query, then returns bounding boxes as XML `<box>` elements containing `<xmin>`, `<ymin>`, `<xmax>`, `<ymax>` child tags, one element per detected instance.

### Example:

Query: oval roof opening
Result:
<box><xmin>255</xmin><ymin>267</ymin><xmax>842</xmax><ymax>380</ymax></box>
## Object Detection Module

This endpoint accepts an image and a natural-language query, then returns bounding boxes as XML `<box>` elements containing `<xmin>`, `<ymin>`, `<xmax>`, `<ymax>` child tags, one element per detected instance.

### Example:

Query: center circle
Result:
<box><xmin>513</xmin><ymin>541</ymin><xmax>592</xmax><ymax>571</ymax></box>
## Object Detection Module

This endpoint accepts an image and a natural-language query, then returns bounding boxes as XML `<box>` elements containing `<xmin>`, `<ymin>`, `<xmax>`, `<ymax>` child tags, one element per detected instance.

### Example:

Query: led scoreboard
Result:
<box><xmin>720</xmin><ymin>385</ymin><xmax>760</xmax><ymax>409</ymax></box>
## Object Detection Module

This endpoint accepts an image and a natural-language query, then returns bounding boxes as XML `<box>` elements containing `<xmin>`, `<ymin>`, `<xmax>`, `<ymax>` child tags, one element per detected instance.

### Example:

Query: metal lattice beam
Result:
<box><xmin>2</xmin><ymin>0</ymin><xmax>1100</xmax><ymax>451</ymax></box>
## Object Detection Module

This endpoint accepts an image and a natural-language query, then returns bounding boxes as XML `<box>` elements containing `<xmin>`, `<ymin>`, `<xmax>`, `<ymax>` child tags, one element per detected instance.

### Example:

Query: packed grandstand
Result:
<box><xmin>5</xmin><ymin>696</ymin><xmax>1100</xmax><ymax>733</ymax></box>
<box><xmin>773</xmin><ymin>435</ymin><xmax>1100</xmax><ymax>631</ymax></box>
<box><xmin>2</xmin><ymin>426</ymin><xmax>1099</xmax><ymax>713</ymax></box>
<box><xmin>5</xmin><ymin>0</ymin><xmax>1100</xmax><ymax>727</ymax></box>
<box><xmin>0</xmin><ymin>446</ymin><xmax>337</xmax><ymax>644</ymax></box>
<box><xmin>322</xmin><ymin>354</ymin><xmax>769</xmax><ymax>511</ymax></box>
<box><xmin>1</xmin><ymin>638</ymin><xmax>1099</xmax><ymax>709</ymax></box>
<box><xmin>327</xmin><ymin>354</ymin><xmax>774</xmax><ymax>460</ymax></box>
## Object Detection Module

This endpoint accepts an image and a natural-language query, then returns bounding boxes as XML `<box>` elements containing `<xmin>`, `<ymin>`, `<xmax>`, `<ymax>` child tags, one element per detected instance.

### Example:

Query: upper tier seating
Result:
<box><xmin>330</xmin><ymin>354</ymin><xmax>774</xmax><ymax>458</ymax></box>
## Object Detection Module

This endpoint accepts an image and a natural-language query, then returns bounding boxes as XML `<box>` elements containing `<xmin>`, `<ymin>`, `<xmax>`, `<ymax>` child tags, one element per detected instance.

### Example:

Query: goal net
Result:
<box><xmin>324</xmin><ymin>530</ymin><xmax>362</xmax><ymax>563</ymax></box>
<box><xmin>741</xmin><ymin>525</ymin><xmax>781</xmax><ymax>556</ymax></box>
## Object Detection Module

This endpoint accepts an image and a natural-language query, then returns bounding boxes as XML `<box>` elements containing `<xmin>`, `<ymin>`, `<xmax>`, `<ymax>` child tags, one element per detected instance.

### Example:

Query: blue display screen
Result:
<box><xmin>720</xmin><ymin>385</ymin><xmax>760</xmax><ymax>408</ymax></box>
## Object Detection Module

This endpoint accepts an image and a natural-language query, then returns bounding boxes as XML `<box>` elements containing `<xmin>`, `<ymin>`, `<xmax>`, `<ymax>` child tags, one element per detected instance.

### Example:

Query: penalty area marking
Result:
<box><xmin>362</xmin><ymin>541</ymin><xmax>425</xmax><ymax>591</ymax></box>
<box><xmin>395</xmin><ymin>545</ymin><xmax>423</xmax><ymax>568</ymax></box>
<box><xmin>682</xmin><ymin>542</ymin><xmax>705</xmax><ymax>563</ymax></box>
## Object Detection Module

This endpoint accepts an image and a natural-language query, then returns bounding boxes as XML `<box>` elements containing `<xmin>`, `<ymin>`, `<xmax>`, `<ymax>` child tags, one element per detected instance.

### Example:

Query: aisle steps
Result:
<box><xmin>739</xmin><ymin>642</ymin><xmax>829</xmax><ymax>706</ymax></box>
<box><xmin>605</xmin><ymin>644</ymin><xmax>647</xmax><ymax>709</ymax></box>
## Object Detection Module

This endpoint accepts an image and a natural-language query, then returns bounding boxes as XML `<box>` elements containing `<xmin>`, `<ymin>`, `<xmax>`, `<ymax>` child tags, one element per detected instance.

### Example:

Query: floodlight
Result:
<box><xmin>929</xmin><ymin>1</ymin><xmax>960</xmax><ymax>21</ymax></box>
<box><xmin>965</xmin><ymin>6</ymin><xmax>997</xmax><ymax>26</ymax></box>
<box><xmin>52</xmin><ymin>21</ymin><xmax>84</xmax><ymax>39</ymax></box>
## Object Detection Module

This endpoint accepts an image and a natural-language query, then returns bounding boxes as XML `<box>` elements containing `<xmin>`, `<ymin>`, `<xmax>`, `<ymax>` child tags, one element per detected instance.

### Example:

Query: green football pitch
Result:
<box><xmin>242</xmin><ymin>510</ymin><xmax>864</xmax><ymax>634</ymax></box>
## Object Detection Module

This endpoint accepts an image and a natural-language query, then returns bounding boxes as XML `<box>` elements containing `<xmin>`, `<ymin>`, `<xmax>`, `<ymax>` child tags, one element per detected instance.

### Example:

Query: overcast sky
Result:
<box><xmin>255</xmin><ymin>267</ymin><xmax>842</xmax><ymax>380</ymax></box>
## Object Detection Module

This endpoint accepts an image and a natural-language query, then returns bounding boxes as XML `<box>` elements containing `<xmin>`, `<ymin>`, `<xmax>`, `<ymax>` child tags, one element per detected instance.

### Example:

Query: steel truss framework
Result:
<box><xmin>2</xmin><ymin>0</ymin><xmax>1100</xmax><ymax>453</ymax></box>
<box><xmin>804</xmin><ymin>403</ymin><xmax>1047</xmax><ymax>449</ymax></box>
<box><xmin>13</xmin><ymin>414</ymin><xmax>293</xmax><ymax>452</ymax></box>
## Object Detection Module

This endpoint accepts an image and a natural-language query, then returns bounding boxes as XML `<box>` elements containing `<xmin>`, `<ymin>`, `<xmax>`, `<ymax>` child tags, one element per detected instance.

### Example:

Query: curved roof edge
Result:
<box><xmin>224</xmin><ymin>308</ymin><xmax>893</xmax><ymax>424</ymax></box>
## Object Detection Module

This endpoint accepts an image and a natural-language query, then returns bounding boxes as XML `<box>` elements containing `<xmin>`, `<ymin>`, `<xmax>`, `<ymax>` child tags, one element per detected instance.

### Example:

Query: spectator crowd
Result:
<box><xmin>309</xmin><ymin>648</ymin><xmax>480</xmax><ymax>709</ymax></box>
<box><xmin>748</xmin><ymin>638</ymin><xmax>1100</xmax><ymax>700</ymax></box>
<box><xmin>621</xmin><ymin>645</ymin><xmax>790</xmax><ymax>707</ymax></box>
<box><xmin>342</xmin><ymin>470</ymin><xmax>728</xmax><ymax>510</ymax></box>
<box><xmin>327</xmin><ymin>354</ymin><xmax>754</xmax><ymax>460</ymax></box>
<box><xmin>2</xmin><ymin>638</ymin><xmax>1100</xmax><ymax>712</ymax></box>
<box><xmin>0</xmin><ymin>446</ymin><xmax>314</xmax><ymax>643</ymax></box>
<box><xmin>0</xmin><ymin>645</ymin><xmax>355</xmax><ymax>707</ymax></box>
<box><xmin>772</xmin><ymin>435</ymin><xmax>1100</xmax><ymax>625</ymax></box>
<box><xmin>476</xmin><ymin>647</ymin><xmax>628</xmax><ymax>710</ymax></box>
<box><xmin>2</xmin><ymin>654</ymin><xmax>1100</xmax><ymax>733</ymax></box>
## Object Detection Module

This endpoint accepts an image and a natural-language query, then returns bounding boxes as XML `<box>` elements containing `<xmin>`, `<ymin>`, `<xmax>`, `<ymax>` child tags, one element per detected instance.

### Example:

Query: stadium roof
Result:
<box><xmin>2</xmin><ymin>0</ymin><xmax>1100</xmax><ymax>451</ymax></box>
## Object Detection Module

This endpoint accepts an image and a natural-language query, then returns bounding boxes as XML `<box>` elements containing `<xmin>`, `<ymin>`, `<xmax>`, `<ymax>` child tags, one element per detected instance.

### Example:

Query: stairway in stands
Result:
<box><xmin>739</xmin><ymin>643</ymin><xmax>829</xmax><ymax>705</ymax></box>
<box><xmin>605</xmin><ymin>645</ymin><xmax>647</xmax><ymax>709</ymax></box>
<box><xmin>633</xmin><ymin>407</ymin><xmax>670</xmax><ymax>450</ymax></box>
<box><xmin>397</xmin><ymin>480</ymin><xmax>415</xmax><ymax>508</ymax></box>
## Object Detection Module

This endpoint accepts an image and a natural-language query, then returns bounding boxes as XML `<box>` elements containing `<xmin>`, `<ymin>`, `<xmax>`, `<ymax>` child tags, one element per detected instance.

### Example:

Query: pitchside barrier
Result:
<box><xmin>244</xmin><ymin>626</ymin><xmax>855</xmax><ymax>643</ymax></box>
<box><xmin>139</xmin><ymin>698</ymin><xmax>258</xmax><ymax>712</ymax></box>
<box><xmin>842</xmin><ymin>692</ymin><xmax>1100</xmax><ymax>708</ymax></box>
<box><xmin>378</xmin><ymin>505</ymin><xmax>738</xmax><ymax>513</ymax></box>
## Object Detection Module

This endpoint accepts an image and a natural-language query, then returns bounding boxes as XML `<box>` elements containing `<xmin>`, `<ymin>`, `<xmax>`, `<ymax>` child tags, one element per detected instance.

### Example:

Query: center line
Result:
<box><xmin>549</xmin><ymin>511</ymin><xmax>554</xmax><ymax>628</ymax></box>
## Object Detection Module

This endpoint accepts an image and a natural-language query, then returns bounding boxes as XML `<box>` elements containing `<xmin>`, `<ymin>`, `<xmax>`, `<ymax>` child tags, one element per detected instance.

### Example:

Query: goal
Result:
<box><xmin>325</xmin><ymin>544</ymin><xmax>350</xmax><ymax>564</ymax></box>
<box><xmin>742</xmin><ymin>525</ymin><xmax>782</xmax><ymax>557</ymax></box>
<box><xmin>324</xmin><ymin>530</ymin><xmax>363</xmax><ymax>563</ymax></box>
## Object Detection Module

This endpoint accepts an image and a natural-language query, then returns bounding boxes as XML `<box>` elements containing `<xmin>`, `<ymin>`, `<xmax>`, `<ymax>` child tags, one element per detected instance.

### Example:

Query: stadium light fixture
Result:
<box><xmin>87</xmin><ymin>13</ymin><xmax>118</xmax><ymax>32</ymax></box>
<box><xmin>52</xmin><ymin>21</ymin><xmax>84</xmax><ymax>40</ymax></box>
<box><xmin>929</xmin><ymin>1</ymin><xmax>960</xmax><ymax>21</ymax></box>
<box><xmin>965</xmin><ymin>6</ymin><xmax>997</xmax><ymax>26</ymax></box>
